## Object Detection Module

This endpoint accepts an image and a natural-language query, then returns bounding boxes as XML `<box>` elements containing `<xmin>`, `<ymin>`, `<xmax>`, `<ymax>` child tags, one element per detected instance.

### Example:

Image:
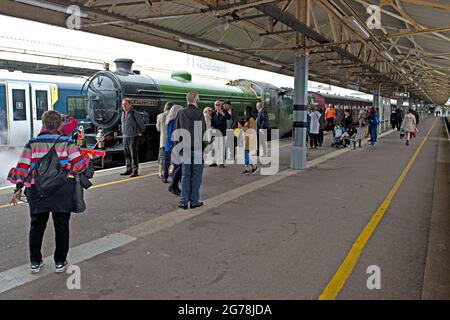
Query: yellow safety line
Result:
<box><xmin>319</xmin><ymin>119</ymin><xmax>437</xmax><ymax>300</ymax></box>
<box><xmin>0</xmin><ymin>172</ymin><xmax>158</xmax><ymax>209</ymax></box>
<box><xmin>90</xmin><ymin>172</ymin><xmax>158</xmax><ymax>189</ymax></box>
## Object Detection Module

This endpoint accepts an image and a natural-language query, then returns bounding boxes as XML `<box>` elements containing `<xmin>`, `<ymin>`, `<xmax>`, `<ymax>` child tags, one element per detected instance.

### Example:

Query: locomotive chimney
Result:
<box><xmin>114</xmin><ymin>58</ymin><xmax>134</xmax><ymax>74</ymax></box>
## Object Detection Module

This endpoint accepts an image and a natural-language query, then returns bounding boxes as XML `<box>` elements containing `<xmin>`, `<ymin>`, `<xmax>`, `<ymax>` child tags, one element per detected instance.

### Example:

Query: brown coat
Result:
<box><xmin>243</xmin><ymin>117</ymin><xmax>257</xmax><ymax>150</ymax></box>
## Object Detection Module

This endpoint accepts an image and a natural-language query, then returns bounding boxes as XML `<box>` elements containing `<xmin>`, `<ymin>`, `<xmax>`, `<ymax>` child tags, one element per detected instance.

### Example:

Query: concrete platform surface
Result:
<box><xmin>0</xmin><ymin>117</ymin><xmax>448</xmax><ymax>300</ymax></box>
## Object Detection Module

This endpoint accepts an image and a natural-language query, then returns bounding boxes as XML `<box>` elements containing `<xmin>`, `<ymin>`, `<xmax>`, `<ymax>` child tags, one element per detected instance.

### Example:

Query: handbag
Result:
<box><xmin>73</xmin><ymin>175</ymin><xmax>86</xmax><ymax>213</ymax></box>
<box><xmin>400</xmin><ymin>130</ymin><xmax>405</xmax><ymax>139</ymax></box>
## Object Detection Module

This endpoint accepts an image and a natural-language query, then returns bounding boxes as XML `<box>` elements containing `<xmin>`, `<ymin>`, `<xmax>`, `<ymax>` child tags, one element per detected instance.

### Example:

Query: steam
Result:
<box><xmin>0</xmin><ymin>148</ymin><xmax>21</xmax><ymax>188</ymax></box>
<box><xmin>0</xmin><ymin>121</ymin><xmax>31</xmax><ymax>188</ymax></box>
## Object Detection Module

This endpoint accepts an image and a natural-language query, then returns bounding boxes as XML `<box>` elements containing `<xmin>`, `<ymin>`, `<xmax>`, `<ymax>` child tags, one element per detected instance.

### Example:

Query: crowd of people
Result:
<box><xmin>157</xmin><ymin>99</ymin><xmax>269</xmax><ymax>180</ymax></box>
<box><xmin>6</xmin><ymin>90</ymin><xmax>424</xmax><ymax>275</ymax></box>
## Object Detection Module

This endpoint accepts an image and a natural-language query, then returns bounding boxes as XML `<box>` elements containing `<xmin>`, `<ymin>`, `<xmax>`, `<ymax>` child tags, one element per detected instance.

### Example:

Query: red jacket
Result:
<box><xmin>59</xmin><ymin>117</ymin><xmax>78</xmax><ymax>136</ymax></box>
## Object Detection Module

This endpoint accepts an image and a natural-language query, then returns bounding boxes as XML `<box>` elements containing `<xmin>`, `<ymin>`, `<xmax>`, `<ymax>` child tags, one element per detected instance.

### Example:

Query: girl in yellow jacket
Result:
<box><xmin>239</xmin><ymin>106</ymin><xmax>258</xmax><ymax>175</ymax></box>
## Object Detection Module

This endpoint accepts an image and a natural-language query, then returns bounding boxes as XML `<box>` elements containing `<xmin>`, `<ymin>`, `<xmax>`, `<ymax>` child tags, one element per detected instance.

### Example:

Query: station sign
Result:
<box><xmin>393</xmin><ymin>91</ymin><xmax>409</xmax><ymax>98</ymax></box>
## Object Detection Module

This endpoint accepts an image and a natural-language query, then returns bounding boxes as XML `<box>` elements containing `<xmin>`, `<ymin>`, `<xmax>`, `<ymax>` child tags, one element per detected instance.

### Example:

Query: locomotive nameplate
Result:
<box><xmin>129</xmin><ymin>98</ymin><xmax>160</xmax><ymax>106</ymax></box>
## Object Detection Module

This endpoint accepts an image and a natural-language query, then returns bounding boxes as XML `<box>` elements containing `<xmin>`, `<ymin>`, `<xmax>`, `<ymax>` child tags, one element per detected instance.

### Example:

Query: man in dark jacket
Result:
<box><xmin>395</xmin><ymin>108</ymin><xmax>403</xmax><ymax>131</ymax></box>
<box><xmin>210</xmin><ymin>100</ymin><xmax>230</xmax><ymax>167</ymax></box>
<box><xmin>256</xmin><ymin>102</ymin><xmax>269</xmax><ymax>156</ymax></box>
<box><xmin>174</xmin><ymin>92</ymin><xmax>207</xmax><ymax>210</ymax></box>
<box><xmin>120</xmin><ymin>98</ymin><xmax>145</xmax><ymax>177</ymax></box>
<box><xmin>223</xmin><ymin>101</ymin><xmax>238</xmax><ymax>160</ymax></box>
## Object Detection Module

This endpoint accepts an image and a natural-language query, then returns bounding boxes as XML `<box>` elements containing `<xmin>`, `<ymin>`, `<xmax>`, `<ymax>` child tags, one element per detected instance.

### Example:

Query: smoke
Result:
<box><xmin>0</xmin><ymin>121</ymin><xmax>31</xmax><ymax>188</ymax></box>
<box><xmin>0</xmin><ymin>148</ymin><xmax>21</xmax><ymax>188</ymax></box>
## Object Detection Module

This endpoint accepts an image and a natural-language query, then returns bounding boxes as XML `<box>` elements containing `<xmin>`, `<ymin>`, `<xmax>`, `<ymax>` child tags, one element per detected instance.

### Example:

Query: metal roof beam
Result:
<box><xmin>381</xmin><ymin>26</ymin><xmax>450</xmax><ymax>39</ymax></box>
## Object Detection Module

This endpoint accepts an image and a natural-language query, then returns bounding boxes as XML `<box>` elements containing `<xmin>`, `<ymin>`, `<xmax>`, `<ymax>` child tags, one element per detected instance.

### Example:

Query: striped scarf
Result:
<box><xmin>7</xmin><ymin>132</ymin><xmax>89</xmax><ymax>187</ymax></box>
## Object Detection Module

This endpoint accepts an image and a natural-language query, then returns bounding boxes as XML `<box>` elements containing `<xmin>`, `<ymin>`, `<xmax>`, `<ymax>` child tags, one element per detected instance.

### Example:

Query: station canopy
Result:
<box><xmin>1</xmin><ymin>0</ymin><xmax>449</xmax><ymax>104</ymax></box>
<box><xmin>0</xmin><ymin>58</ymin><xmax>100</xmax><ymax>76</ymax></box>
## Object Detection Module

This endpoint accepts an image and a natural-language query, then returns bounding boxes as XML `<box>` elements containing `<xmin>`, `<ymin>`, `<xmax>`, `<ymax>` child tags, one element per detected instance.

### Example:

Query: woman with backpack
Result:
<box><xmin>8</xmin><ymin>110</ymin><xmax>90</xmax><ymax>274</ymax></box>
<box><xmin>367</xmin><ymin>107</ymin><xmax>380</xmax><ymax>147</ymax></box>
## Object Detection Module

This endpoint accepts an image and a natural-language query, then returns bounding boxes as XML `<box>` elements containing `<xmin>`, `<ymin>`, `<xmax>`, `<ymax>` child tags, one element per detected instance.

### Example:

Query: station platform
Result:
<box><xmin>0</xmin><ymin>117</ymin><xmax>448</xmax><ymax>299</ymax></box>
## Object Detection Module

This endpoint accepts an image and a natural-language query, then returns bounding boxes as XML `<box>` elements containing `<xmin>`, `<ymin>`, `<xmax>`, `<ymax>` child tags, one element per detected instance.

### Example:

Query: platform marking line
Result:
<box><xmin>0</xmin><ymin>128</ymin><xmax>398</xmax><ymax>295</ymax></box>
<box><xmin>319</xmin><ymin>119</ymin><xmax>437</xmax><ymax>300</ymax></box>
<box><xmin>90</xmin><ymin>172</ymin><xmax>158</xmax><ymax>189</ymax></box>
<box><xmin>0</xmin><ymin>131</ymin><xmax>394</xmax><ymax>208</ymax></box>
<box><xmin>444</xmin><ymin>117</ymin><xmax>450</xmax><ymax>142</ymax></box>
<box><xmin>0</xmin><ymin>172</ymin><xmax>159</xmax><ymax>209</ymax></box>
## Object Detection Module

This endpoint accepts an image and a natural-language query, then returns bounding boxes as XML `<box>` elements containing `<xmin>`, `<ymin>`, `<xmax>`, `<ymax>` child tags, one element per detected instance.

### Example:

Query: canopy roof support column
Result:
<box><xmin>290</xmin><ymin>0</ymin><xmax>309</xmax><ymax>170</ymax></box>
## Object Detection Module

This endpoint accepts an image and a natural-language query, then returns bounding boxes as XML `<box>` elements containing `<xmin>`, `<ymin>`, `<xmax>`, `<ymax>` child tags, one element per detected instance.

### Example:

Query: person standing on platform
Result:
<box><xmin>156</xmin><ymin>102</ymin><xmax>173</xmax><ymax>181</ymax></box>
<box><xmin>401</xmin><ymin>108</ymin><xmax>417</xmax><ymax>146</ymax></box>
<box><xmin>120</xmin><ymin>98</ymin><xmax>145</xmax><ymax>177</ymax></box>
<box><xmin>203</xmin><ymin>107</ymin><xmax>213</xmax><ymax>143</ymax></box>
<box><xmin>174</xmin><ymin>92</ymin><xmax>207</xmax><ymax>210</ymax></box>
<box><xmin>367</xmin><ymin>107</ymin><xmax>380</xmax><ymax>147</ymax></box>
<box><xmin>256</xmin><ymin>102</ymin><xmax>269</xmax><ymax>156</ymax></box>
<box><xmin>356</xmin><ymin>108</ymin><xmax>366</xmax><ymax>148</ymax></box>
<box><xmin>342</xmin><ymin>109</ymin><xmax>353</xmax><ymax>147</ymax></box>
<box><xmin>203</xmin><ymin>107</ymin><xmax>213</xmax><ymax>164</ymax></box>
<box><xmin>240</xmin><ymin>106</ymin><xmax>258</xmax><ymax>175</ymax></box>
<box><xmin>390</xmin><ymin>109</ymin><xmax>397</xmax><ymax>130</ymax></box>
<box><xmin>325</xmin><ymin>104</ymin><xmax>335</xmax><ymax>131</ymax></box>
<box><xmin>318</xmin><ymin>109</ymin><xmax>326</xmax><ymax>147</ymax></box>
<box><xmin>165</xmin><ymin>105</ymin><xmax>184</xmax><ymax>195</ymax></box>
<box><xmin>223</xmin><ymin>101</ymin><xmax>238</xmax><ymax>160</ymax></box>
<box><xmin>308</xmin><ymin>107</ymin><xmax>320</xmax><ymax>149</ymax></box>
<box><xmin>8</xmin><ymin>110</ymin><xmax>90</xmax><ymax>274</ymax></box>
<box><xmin>210</xmin><ymin>100</ymin><xmax>229</xmax><ymax>167</ymax></box>
<box><xmin>395</xmin><ymin>108</ymin><xmax>403</xmax><ymax>131</ymax></box>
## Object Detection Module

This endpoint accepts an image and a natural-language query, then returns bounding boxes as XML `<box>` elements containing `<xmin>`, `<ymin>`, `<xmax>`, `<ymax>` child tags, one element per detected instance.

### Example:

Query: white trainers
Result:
<box><xmin>30</xmin><ymin>260</ymin><xmax>44</xmax><ymax>274</ymax></box>
<box><xmin>55</xmin><ymin>260</ymin><xmax>68</xmax><ymax>273</ymax></box>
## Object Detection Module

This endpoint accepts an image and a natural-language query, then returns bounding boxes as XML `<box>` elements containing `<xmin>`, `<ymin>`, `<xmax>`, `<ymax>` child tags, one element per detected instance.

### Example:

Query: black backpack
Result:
<box><xmin>34</xmin><ymin>137</ymin><xmax>69</xmax><ymax>198</ymax></box>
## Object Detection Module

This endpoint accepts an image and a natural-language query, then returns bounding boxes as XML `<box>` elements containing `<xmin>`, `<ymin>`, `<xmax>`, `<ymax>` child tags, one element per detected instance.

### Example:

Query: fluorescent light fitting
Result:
<box><xmin>347</xmin><ymin>16</ymin><xmax>370</xmax><ymax>39</ymax></box>
<box><xmin>259</xmin><ymin>59</ymin><xmax>282</xmax><ymax>68</ymax></box>
<box><xmin>330</xmin><ymin>79</ymin><xmax>340</xmax><ymax>84</ymax></box>
<box><xmin>309</xmin><ymin>73</ymin><xmax>318</xmax><ymax>77</ymax></box>
<box><xmin>382</xmin><ymin>50</ymin><xmax>394</xmax><ymax>62</ymax></box>
<box><xmin>16</xmin><ymin>0</ymin><xmax>88</xmax><ymax>17</ymax></box>
<box><xmin>400</xmin><ymin>68</ymin><xmax>407</xmax><ymax>75</ymax></box>
<box><xmin>179</xmin><ymin>38</ymin><xmax>220</xmax><ymax>52</ymax></box>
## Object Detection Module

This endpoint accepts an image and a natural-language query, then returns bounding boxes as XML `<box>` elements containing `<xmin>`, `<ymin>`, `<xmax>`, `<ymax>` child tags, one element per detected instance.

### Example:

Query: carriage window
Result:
<box><xmin>12</xmin><ymin>89</ymin><xmax>26</xmax><ymax>121</ymax></box>
<box><xmin>67</xmin><ymin>96</ymin><xmax>87</xmax><ymax>119</ymax></box>
<box><xmin>35</xmin><ymin>90</ymin><xmax>48</xmax><ymax>120</ymax></box>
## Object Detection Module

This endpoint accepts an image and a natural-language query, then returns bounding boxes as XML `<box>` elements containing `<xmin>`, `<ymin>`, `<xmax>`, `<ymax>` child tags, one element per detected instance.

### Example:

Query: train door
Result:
<box><xmin>30</xmin><ymin>84</ymin><xmax>51</xmax><ymax>136</ymax></box>
<box><xmin>6</xmin><ymin>82</ymin><xmax>31</xmax><ymax>146</ymax></box>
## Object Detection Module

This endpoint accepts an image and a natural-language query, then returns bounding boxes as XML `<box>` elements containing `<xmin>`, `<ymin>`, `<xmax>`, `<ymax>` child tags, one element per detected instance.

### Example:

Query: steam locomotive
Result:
<box><xmin>78</xmin><ymin>58</ymin><xmax>296</xmax><ymax>166</ymax></box>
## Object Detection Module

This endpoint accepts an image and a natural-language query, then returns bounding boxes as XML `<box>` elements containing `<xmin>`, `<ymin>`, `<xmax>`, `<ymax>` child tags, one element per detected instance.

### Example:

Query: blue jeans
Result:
<box><xmin>180</xmin><ymin>163</ymin><xmax>204</xmax><ymax>205</ymax></box>
<box><xmin>369</xmin><ymin>126</ymin><xmax>378</xmax><ymax>145</ymax></box>
<box><xmin>170</xmin><ymin>163</ymin><xmax>182</xmax><ymax>191</ymax></box>
<box><xmin>244</xmin><ymin>150</ymin><xmax>252</xmax><ymax>166</ymax></box>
